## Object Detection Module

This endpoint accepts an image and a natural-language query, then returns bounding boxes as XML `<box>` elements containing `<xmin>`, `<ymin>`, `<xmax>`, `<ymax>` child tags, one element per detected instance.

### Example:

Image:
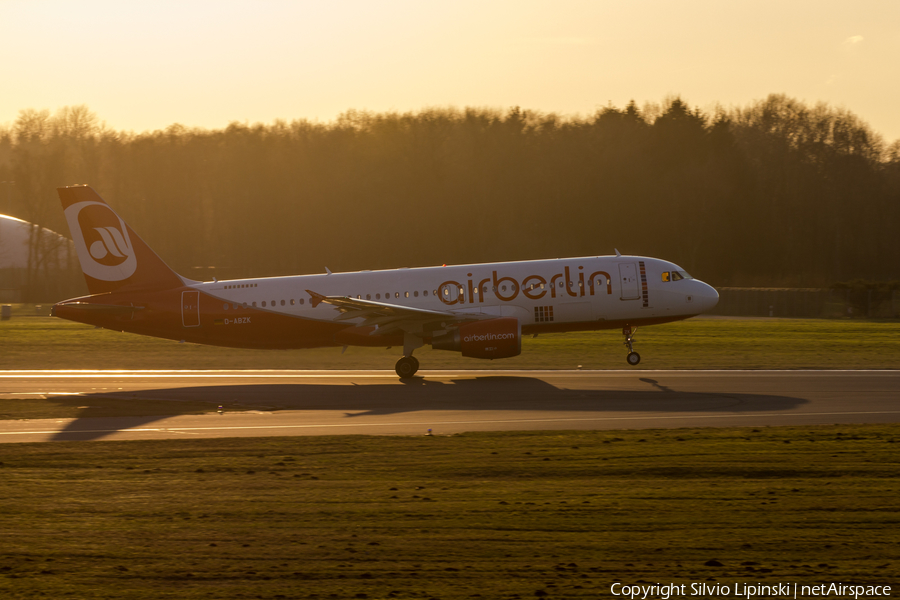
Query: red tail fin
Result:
<box><xmin>59</xmin><ymin>185</ymin><xmax>185</xmax><ymax>295</ymax></box>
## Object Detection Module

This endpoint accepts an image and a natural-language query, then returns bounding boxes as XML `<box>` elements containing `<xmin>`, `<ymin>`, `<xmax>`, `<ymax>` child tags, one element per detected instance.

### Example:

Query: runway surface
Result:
<box><xmin>1</xmin><ymin>370</ymin><xmax>899</xmax><ymax>442</ymax></box>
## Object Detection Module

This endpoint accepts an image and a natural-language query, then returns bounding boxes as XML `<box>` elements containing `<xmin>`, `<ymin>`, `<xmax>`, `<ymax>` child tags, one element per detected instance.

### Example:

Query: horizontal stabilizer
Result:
<box><xmin>51</xmin><ymin>302</ymin><xmax>144</xmax><ymax>316</ymax></box>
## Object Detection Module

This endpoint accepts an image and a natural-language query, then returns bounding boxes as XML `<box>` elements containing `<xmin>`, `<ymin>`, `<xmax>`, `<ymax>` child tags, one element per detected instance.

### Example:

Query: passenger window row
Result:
<box><xmin>221</xmin><ymin>290</ymin><xmax>440</xmax><ymax>310</ymax></box>
<box><xmin>359</xmin><ymin>290</ymin><xmax>435</xmax><ymax>300</ymax></box>
<box><xmin>223</xmin><ymin>298</ymin><xmax>306</xmax><ymax>310</ymax></box>
<box><xmin>221</xmin><ymin>279</ymin><xmax>610</xmax><ymax>311</ymax></box>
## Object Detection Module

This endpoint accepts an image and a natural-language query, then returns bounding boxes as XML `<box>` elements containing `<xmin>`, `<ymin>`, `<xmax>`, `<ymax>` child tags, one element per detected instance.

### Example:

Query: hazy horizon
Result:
<box><xmin>2</xmin><ymin>0</ymin><xmax>899</xmax><ymax>142</ymax></box>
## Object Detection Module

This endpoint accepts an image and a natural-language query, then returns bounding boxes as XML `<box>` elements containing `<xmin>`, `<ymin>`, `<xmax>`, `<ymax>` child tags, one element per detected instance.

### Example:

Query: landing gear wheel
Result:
<box><xmin>395</xmin><ymin>356</ymin><xmax>419</xmax><ymax>379</ymax></box>
<box><xmin>622</xmin><ymin>326</ymin><xmax>640</xmax><ymax>366</ymax></box>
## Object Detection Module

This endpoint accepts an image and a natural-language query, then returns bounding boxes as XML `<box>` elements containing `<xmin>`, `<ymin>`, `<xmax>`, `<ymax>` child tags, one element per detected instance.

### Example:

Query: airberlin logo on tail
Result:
<box><xmin>90</xmin><ymin>226</ymin><xmax>130</xmax><ymax>261</ymax></box>
<box><xmin>64</xmin><ymin>201</ymin><xmax>137</xmax><ymax>282</ymax></box>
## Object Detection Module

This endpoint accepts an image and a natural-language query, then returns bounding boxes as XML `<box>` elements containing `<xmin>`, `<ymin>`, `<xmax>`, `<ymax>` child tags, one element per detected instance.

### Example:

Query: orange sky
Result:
<box><xmin>2</xmin><ymin>0</ymin><xmax>899</xmax><ymax>141</ymax></box>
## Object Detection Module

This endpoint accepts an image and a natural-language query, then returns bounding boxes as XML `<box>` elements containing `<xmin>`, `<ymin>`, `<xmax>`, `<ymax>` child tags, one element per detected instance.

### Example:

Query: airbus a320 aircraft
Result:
<box><xmin>52</xmin><ymin>185</ymin><xmax>719</xmax><ymax>378</ymax></box>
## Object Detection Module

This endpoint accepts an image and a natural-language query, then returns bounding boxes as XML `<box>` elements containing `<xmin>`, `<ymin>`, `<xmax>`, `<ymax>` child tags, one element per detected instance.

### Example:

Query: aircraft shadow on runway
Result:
<box><xmin>51</xmin><ymin>375</ymin><xmax>807</xmax><ymax>442</ymax></box>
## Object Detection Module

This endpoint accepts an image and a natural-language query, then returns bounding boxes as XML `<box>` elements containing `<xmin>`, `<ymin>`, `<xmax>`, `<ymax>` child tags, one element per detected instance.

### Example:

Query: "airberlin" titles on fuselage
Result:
<box><xmin>438</xmin><ymin>265</ymin><xmax>613</xmax><ymax>306</ymax></box>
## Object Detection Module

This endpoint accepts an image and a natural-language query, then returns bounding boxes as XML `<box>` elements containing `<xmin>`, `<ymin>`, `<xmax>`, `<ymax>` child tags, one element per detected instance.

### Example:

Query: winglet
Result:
<box><xmin>306</xmin><ymin>289</ymin><xmax>326</xmax><ymax>308</ymax></box>
<box><xmin>325</xmin><ymin>267</ymin><xmax>333</xmax><ymax>275</ymax></box>
<box><xmin>615</xmin><ymin>248</ymin><xmax>622</xmax><ymax>257</ymax></box>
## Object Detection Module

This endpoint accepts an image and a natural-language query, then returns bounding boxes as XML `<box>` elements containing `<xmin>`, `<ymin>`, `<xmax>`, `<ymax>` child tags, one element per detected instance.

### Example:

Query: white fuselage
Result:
<box><xmin>196</xmin><ymin>255</ymin><xmax>718</xmax><ymax>329</ymax></box>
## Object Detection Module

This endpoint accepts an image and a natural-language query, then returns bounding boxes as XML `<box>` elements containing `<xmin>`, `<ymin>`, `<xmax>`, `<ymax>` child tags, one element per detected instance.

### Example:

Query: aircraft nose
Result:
<box><xmin>697</xmin><ymin>281</ymin><xmax>719</xmax><ymax>312</ymax></box>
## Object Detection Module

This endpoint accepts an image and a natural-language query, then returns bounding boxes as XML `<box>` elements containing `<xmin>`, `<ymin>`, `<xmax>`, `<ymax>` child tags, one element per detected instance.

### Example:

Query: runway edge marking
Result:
<box><xmin>4</xmin><ymin>409</ymin><xmax>900</xmax><ymax>437</ymax></box>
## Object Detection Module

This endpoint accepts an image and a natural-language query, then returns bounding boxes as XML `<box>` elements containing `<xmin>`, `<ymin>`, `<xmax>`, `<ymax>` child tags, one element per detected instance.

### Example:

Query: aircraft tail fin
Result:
<box><xmin>58</xmin><ymin>185</ymin><xmax>186</xmax><ymax>295</ymax></box>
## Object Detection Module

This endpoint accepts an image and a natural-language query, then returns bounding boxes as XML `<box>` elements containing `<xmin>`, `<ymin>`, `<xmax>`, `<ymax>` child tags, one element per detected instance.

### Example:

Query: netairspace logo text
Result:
<box><xmin>610</xmin><ymin>582</ymin><xmax>892</xmax><ymax>600</ymax></box>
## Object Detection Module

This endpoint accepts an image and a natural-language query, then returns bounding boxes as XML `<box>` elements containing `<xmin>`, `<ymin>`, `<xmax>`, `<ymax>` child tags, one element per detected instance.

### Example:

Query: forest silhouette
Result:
<box><xmin>1</xmin><ymin>95</ymin><xmax>898</xmax><ymax>301</ymax></box>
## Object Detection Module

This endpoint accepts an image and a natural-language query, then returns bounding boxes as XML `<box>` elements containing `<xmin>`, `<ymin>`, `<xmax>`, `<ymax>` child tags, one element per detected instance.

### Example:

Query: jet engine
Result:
<box><xmin>431</xmin><ymin>317</ymin><xmax>521</xmax><ymax>359</ymax></box>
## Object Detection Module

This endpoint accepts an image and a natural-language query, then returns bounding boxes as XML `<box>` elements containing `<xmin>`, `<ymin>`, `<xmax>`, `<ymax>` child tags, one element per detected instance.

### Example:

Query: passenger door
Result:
<box><xmin>618</xmin><ymin>263</ymin><xmax>640</xmax><ymax>300</ymax></box>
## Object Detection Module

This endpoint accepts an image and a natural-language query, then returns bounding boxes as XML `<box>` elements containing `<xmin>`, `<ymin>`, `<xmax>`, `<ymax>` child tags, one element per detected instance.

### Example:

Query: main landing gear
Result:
<box><xmin>395</xmin><ymin>355</ymin><xmax>420</xmax><ymax>379</ymax></box>
<box><xmin>623</xmin><ymin>326</ymin><xmax>641</xmax><ymax>366</ymax></box>
<box><xmin>396</xmin><ymin>332</ymin><xmax>424</xmax><ymax>379</ymax></box>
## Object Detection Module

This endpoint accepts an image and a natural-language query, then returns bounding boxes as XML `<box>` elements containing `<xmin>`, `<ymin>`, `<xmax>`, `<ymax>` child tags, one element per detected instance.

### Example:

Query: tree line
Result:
<box><xmin>1</xmin><ymin>95</ymin><xmax>899</xmax><ymax>301</ymax></box>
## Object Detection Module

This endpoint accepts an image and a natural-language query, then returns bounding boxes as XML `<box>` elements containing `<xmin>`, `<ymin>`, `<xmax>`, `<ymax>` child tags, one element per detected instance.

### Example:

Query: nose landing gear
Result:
<box><xmin>623</xmin><ymin>326</ymin><xmax>641</xmax><ymax>366</ymax></box>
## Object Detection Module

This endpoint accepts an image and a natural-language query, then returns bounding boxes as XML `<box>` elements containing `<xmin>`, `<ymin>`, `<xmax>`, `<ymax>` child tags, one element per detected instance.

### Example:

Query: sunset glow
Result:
<box><xmin>2</xmin><ymin>0</ymin><xmax>898</xmax><ymax>140</ymax></box>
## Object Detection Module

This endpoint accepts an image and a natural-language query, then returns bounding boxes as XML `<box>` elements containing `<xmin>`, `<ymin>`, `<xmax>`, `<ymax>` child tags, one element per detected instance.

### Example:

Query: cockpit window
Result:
<box><xmin>670</xmin><ymin>270</ymin><xmax>694</xmax><ymax>281</ymax></box>
<box><xmin>663</xmin><ymin>269</ymin><xmax>694</xmax><ymax>282</ymax></box>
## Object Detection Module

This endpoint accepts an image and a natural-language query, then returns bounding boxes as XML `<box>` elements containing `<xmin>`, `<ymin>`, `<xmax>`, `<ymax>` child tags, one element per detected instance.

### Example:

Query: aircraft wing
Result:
<box><xmin>306</xmin><ymin>290</ymin><xmax>486</xmax><ymax>335</ymax></box>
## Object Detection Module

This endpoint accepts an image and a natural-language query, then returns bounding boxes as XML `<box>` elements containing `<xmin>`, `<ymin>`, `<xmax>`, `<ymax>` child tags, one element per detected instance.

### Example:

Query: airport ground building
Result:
<box><xmin>0</xmin><ymin>214</ymin><xmax>83</xmax><ymax>303</ymax></box>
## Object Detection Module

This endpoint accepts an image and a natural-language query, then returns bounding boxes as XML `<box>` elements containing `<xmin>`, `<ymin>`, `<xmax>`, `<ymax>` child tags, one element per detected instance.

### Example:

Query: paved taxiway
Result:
<box><xmin>1</xmin><ymin>370</ymin><xmax>898</xmax><ymax>442</ymax></box>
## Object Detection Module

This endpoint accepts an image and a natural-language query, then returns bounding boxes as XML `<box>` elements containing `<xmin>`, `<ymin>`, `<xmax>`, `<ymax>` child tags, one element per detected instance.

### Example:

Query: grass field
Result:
<box><xmin>1</xmin><ymin>425</ymin><xmax>898</xmax><ymax>599</ymax></box>
<box><xmin>2</xmin><ymin>312</ymin><xmax>898</xmax><ymax>598</ymax></box>
<box><xmin>2</xmin><ymin>315</ymin><xmax>900</xmax><ymax>371</ymax></box>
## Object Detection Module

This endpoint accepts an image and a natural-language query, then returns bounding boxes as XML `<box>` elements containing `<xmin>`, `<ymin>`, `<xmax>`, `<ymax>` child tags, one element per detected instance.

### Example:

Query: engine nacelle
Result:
<box><xmin>431</xmin><ymin>317</ymin><xmax>521</xmax><ymax>359</ymax></box>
